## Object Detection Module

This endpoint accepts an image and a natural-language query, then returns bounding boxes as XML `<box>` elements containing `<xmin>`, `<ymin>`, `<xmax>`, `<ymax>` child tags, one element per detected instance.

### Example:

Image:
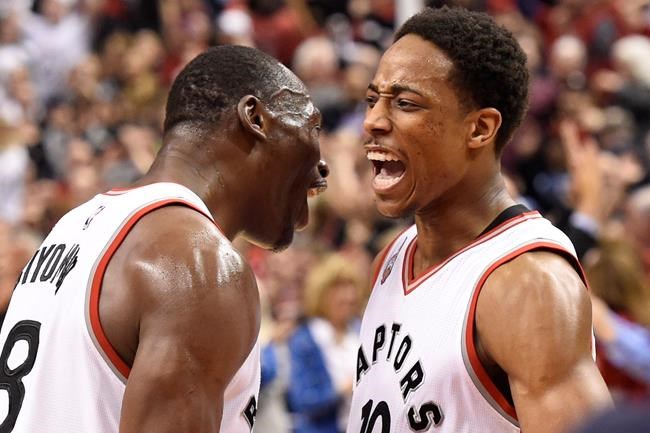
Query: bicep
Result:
<box><xmin>477</xmin><ymin>252</ymin><xmax>611</xmax><ymax>433</ymax></box>
<box><xmin>118</xmin><ymin>234</ymin><xmax>259</xmax><ymax>433</ymax></box>
<box><xmin>120</xmin><ymin>333</ymin><xmax>227</xmax><ymax>433</ymax></box>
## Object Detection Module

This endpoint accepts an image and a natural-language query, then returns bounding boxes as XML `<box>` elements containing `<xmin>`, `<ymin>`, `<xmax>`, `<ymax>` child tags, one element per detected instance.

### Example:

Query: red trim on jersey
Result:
<box><xmin>101</xmin><ymin>186</ymin><xmax>141</xmax><ymax>196</ymax></box>
<box><xmin>370</xmin><ymin>226</ymin><xmax>411</xmax><ymax>289</ymax></box>
<box><xmin>88</xmin><ymin>199</ymin><xmax>219</xmax><ymax>379</ymax></box>
<box><xmin>402</xmin><ymin>211</ymin><xmax>541</xmax><ymax>295</ymax></box>
<box><xmin>403</xmin><ymin>236</ymin><xmax>418</xmax><ymax>284</ymax></box>
<box><xmin>464</xmin><ymin>241</ymin><xmax>585</xmax><ymax>421</ymax></box>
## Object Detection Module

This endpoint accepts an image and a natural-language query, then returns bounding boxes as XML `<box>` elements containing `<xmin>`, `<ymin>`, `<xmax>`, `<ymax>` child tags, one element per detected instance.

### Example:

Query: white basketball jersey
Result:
<box><xmin>0</xmin><ymin>182</ymin><xmax>260</xmax><ymax>433</ymax></box>
<box><xmin>347</xmin><ymin>208</ymin><xmax>587</xmax><ymax>433</ymax></box>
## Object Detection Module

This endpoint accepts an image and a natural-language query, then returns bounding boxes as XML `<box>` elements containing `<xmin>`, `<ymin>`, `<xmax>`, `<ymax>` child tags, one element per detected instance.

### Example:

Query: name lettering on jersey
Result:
<box><xmin>19</xmin><ymin>243</ymin><xmax>80</xmax><ymax>294</ymax></box>
<box><xmin>242</xmin><ymin>396</ymin><xmax>257</xmax><ymax>431</ymax></box>
<box><xmin>356</xmin><ymin>322</ymin><xmax>444</xmax><ymax>430</ymax></box>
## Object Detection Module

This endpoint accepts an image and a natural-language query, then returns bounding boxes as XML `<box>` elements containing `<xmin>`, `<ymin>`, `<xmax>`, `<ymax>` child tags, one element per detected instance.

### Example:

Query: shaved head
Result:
<box><xmin>164</xmin><ymin>45</ymin><xmax>306</xmax><ymax>133</ymax></box>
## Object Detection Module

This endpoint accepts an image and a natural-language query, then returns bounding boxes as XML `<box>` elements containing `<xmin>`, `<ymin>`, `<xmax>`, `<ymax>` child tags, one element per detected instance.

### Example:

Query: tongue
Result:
<box><xmin>378</xmin><ymin>161</ymin><xmax>405</xmax><ymax>179</ymax></box>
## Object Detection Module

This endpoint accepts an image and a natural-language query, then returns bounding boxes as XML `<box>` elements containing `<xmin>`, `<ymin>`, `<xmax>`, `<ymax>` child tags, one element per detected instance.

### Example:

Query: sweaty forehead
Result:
<box><xmin>371</xmin><ymin>34</ymin><xmax>455</xmax><ymax>92</ymax></box>
<box><xmin>269</xmin><ymin>88</ymin><xmax>320</xmax><ymax>122</ymax></box>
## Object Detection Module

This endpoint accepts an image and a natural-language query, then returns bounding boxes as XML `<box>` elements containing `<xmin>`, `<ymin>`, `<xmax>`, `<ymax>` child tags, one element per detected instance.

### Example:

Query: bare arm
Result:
<box><xmin>104</xmin><ymin>206</ymin><xmax>260</xmax><ymax>433</ymax></box>
<box><xmin>476</xmin><ymin>251</ymin><xmax>612</xmax><ymax>433</ymax></box>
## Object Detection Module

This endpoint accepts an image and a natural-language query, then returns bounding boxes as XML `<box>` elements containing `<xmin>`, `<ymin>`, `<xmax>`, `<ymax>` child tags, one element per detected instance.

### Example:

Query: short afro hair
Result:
<box><xmin>395</xmin><ymin>7</ymin><xmax>529</xmax><ymax>153</ymax></box>
<box><xmin>164</xmin><ymin>45</ymin><xmax>302</xmax><ymax>133</ymax></box>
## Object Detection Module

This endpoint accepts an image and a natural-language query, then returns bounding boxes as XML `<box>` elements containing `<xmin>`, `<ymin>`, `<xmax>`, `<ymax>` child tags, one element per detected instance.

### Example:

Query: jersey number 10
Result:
<box><xmin>359</xmin><ymin>399</ymin><xmax>443</xmax><ymax>432</ymax></box>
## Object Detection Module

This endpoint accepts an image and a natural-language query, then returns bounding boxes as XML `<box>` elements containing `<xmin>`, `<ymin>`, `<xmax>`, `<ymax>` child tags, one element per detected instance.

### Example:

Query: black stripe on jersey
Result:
<box><xmin>477</xmin><ymin>204</ymin><xmax>530</xmax><ymax>238</ymax></box>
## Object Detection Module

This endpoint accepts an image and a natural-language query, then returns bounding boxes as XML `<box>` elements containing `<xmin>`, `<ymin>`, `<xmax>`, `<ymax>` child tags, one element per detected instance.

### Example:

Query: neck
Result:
<box><xmin>412</xmin><ymin>172</ymin><xmax>515</xmax><ymax>276</ymax></box>
<box><xmin>134</xmin><ymin>135</ymin><xmax>247</xmax><ymax>241</ymax></box>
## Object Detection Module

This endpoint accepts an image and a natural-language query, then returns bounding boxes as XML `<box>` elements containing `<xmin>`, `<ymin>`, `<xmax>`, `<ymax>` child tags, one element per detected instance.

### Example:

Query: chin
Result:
<box><xmin>268</xmin><ymin>224</ymin><xmax>295</xmax><ymax>253</ymax></box>
<box><xmin>243</xmin><ymin>212</ymin><xmax>297</xmax><ymax>252</ymax></box>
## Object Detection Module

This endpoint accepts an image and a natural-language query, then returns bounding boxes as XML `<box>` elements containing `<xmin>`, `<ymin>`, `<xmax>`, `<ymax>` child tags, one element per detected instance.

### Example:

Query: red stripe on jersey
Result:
<box><xmin>402</xmin><ymin>236</ymin><xmax>417</xmax><ymax>285</ymax></box>
<box><xmin>101</xmin><ymin>186</ymin><xmax>141</xmax><ymax>196</ymax></box>
<box><xmin>88</xmin><ymin>199</ymin><xmax>219</xmax><ymax>379</ymax></box>
<box><xmin>464</xmin><ymin>241</ymin><xmax>585</xmax><ymax>421</ymax></box>
<box><xmin>403</xmin><ymin>211</ymin><xmax>541</xmax><ymax>295</ymax></box>
<box><xmin>370</xmin><ymin>226</ymin><xmax>411</xmax><ymax>289</ymax></box>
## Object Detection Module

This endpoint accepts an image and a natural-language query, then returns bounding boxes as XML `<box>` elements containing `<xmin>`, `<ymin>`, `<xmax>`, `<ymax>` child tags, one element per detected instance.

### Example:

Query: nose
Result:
<box><xmin>363</xmin><ymin>100</ymin><xmax>391</xmax><ymax>135</ymax></box>
<box><xmin>318</xmin><ymin>159</ymin><xmax>329</xmax><ymax>179</ymax></box>
<box><xmin>308</xmin><ymin>160</ymin><xmax>329</xmax><ymax>197</ymax></box>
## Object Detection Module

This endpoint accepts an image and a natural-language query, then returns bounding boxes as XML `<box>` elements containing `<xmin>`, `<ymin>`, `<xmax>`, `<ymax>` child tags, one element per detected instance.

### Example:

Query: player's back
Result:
<box><xmin>0</xmin><ymin>182</ymin><xmax>260</xmax><ymax>433</ymax></box>
<box><xmin>0</xmin><ymin>189</ymin><xmax>129</xmax><ymax>432</ymax></box>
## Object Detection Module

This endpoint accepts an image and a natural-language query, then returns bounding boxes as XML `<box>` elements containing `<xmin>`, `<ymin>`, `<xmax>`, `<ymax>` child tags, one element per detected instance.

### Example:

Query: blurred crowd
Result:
<box><xmin>1</xmin><ymin>0</ymin><xmax>650</xmax><ymax>431</ymax></box>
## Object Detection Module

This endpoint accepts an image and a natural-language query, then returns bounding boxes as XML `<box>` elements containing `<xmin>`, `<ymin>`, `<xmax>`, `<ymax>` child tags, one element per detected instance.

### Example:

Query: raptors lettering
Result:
<box><xmin>356</xmin><ymin>322</ymin><xmax>444</xmax><ymax>430</ymax></box>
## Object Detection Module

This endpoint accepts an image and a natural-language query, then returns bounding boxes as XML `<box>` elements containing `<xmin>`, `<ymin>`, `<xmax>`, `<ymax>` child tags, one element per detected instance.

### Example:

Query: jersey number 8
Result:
<box><xmin>0</xmin><ymin>320</ymin><xmax>41</xmax><ymax>433</ymax></box>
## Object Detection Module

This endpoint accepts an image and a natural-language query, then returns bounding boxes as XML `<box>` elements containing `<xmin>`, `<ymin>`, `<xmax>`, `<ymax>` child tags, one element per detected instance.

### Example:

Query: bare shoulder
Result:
<box><xmin>127</xmin><ymin>204</ymin><xmax>255</xmax><ymax>292</ymax></box>
<box><xmin>479</xmin><ymin>250</ymin><xmax>589</xmax><ymax>322</ymax></box>
<box><xmin>109</xmin><ymin>205</ymin><xmax>261</xmax><ymax>432</ymax></box>
<box><xmin>476</xmin><ymin>250</ymin><xmax>592</xmax><ymax>385</ymax></box>
<box><xmin>475</xmin><ymin>250</ymin><xmax>611</xmax><ymax>432</ymax></box>
<box><xmin>104</xmin><ymin>204</ymin><xmax>259</xmax><ymax>369</ymax></box>
<box><xmin>128</xmin><ymin>204</ymin><xmax>258</xmax><ymax>329</ymax></box>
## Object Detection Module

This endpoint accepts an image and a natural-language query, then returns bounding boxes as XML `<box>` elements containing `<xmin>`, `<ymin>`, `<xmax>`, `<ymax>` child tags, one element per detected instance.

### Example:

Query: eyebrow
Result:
<box><xmin>367</xmin><ymin>83</ymin><xmax>424</xmax><ymax>97</ymax></box>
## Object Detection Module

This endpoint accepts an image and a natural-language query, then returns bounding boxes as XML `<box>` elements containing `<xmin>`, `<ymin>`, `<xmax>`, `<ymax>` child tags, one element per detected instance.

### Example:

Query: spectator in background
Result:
<box><xmin>593</xmin><ymin>35</ymin><xmax>650</xmax><ymax>154</ymax></box>
<box><xmin>21</xmin><ymin>0</ymin><xmax>92</xmax><ymax>103</ymax></box>
<box><xmin>283</xmin><ymin>254</ymin><xmax>365</xmax><ymax>433</ymax></box>
<box><xmin>550</xmin><ymin>34</ymin><xmax>588</xmax><ymax>91</ymax></box>
<box><xmin>0</xmin><ymin>119</ymin><xmax>31</xmax><ymax>225</ymax></box>
<box><xmin>215</xmin><ymin>7</ymin><xmax>255</xmax><ymax>46</ymax></box>
<box><xmin>0</xmin><ymin>10</ymin><xmax>33</xmax><ymax>121</ymax></box>
<box><xmin>585</xmin><ymin>238</ymin><xmax>650</xmax><ymax>400</ymax></box>
<box><xmin>256</xmin><ymin>243</ymin><xmax>318</xmax><ymax>433</ymax></box>
<box><xmin>247</xmin><ymin>0</ymin><xmax>316</xmax><ymax>65</ymax></box>
<box><xmin>0</xmin><ymin>223</ymin><xmax>42</xmax><ymax>326</ymax></box>
<box><xmin>624</xmin><ymin>186</ymin><xmax>650</xmax><ymax>274</ymax></box>
<box><xmin>591</xmin><ymin>295</ymin><xmax>650</xmax><ymax>387</ymax></box>
<box><xmin>40</xmin><ymin>97</ymin><xmax>76</xmax><ymax>178</ymax></box>
<box><xmin>116</xmin><ymin>29</ymin><xmax>165</xmax><ymax>122</ymax></box>
<box><xmin>159</xmin><ymin>0</ymin><xmax>214</xmax><ymax>82</ymax></box>
<box><xmin>292</xmin><ymin>36</ymin><xmax>346</xmax><ymax>131</ymax></box>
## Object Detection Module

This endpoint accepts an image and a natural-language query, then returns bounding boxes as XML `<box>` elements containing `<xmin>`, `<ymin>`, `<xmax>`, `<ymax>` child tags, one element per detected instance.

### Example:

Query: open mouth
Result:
<box><xmin>367</xmin><ymin>150</ymin><xmax>406</xmax><ymax>190</ymax></box>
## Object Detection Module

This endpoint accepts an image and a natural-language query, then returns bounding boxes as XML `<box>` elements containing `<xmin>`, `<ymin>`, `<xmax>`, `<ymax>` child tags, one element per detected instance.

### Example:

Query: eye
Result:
<box><xmin>365</xmin><ymin>95</ymin><xmax>378</xmax><ymax>108</ymax></box>
<box><xmin>395</xmin><ymin>99</ymin><xmax>418</xmax><ymax>110</ymax></box>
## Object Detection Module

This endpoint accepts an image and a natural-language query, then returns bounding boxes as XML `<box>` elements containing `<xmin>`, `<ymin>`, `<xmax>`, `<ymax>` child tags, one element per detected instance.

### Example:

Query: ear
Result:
<box><xmin>237</xmin><ymin>95</ymin><xmax>268</xmax><ymax>141</ymax></box>
<box><xmin>465</xmin><ymin>108</ymin><xmax>502</xmax><ymax>150</ymax></box>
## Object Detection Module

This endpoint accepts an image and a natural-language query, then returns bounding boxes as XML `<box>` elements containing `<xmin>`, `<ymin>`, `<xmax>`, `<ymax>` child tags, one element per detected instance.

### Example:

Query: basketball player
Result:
<box><xmin>347</xmin><ymin>7</ymin><xmax>612</xmax><ymax>433</ymax></box>
<box><xmin>0</xmin><ymin>45</ymin><xmax>328</xmax><ymax>433</ymax></box>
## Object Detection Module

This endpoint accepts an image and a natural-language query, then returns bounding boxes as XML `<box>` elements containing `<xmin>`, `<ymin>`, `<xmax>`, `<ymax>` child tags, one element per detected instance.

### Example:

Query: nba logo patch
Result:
<box><xmin>83</xmin><ymin>205</ymin><xmax>106</xmax><ymax>230</ymax></box>
<box><xmin>381</xmin><ymin>238</ymin><xmax>407</xmax><ymax>284</ymax></box>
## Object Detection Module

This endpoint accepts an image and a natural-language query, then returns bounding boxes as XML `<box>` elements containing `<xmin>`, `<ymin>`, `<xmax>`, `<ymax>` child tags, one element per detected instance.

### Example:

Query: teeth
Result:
<box><xmin>367</xmin><ymin>150</ymin><xmax>400</xmax><ymax>162</ymax></box>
